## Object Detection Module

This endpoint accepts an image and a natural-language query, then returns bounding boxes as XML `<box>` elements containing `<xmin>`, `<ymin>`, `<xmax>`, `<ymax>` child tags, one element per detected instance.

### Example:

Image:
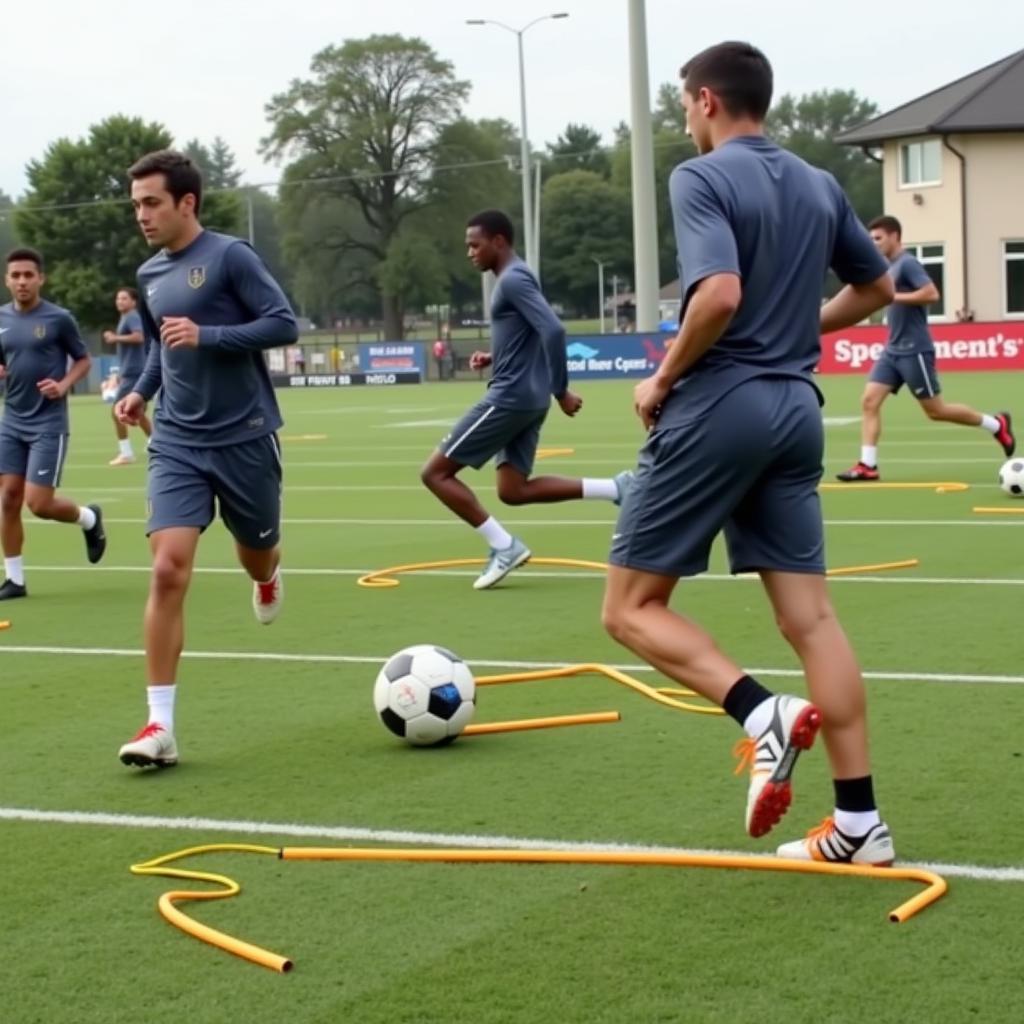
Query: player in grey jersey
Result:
<box><xmin>102</xmin><ymin>286</ymin><xmax>151</xmax><ymax>464</ymax></box>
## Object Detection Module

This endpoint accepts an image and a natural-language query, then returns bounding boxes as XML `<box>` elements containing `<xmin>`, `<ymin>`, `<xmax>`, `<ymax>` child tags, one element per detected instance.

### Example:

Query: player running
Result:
<box><xmin>102</xmin><ymin>286</ymin><xmax>152</xmax><ymax>464</ymax></box>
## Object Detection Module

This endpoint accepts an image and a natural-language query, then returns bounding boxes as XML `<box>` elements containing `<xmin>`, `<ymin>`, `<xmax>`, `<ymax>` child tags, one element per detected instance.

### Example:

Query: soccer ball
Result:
<box><xmin>373</xmin><ymin>645</ymin><xmax>476</xmax><ymax>746</ymax></box>
<box><xmin>998</xmin><ymin>458</ymin><xmax>1024</xmax><ymax>497</ymax></box>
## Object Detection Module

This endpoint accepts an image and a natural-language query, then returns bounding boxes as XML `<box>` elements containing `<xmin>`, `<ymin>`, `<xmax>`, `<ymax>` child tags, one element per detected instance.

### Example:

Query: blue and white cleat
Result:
<box><xmin>473</xmin><ymin>537</ymin><xmax>531</xmax><ymax>591</ymax></box>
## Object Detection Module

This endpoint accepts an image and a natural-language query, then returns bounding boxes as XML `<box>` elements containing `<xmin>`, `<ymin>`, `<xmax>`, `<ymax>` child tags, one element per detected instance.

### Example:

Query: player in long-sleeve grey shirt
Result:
<box><xmin>114</xmin><ymin>150</ymin><xmax>297</xmax><ymax>770</ymax></box>
<box><xmin>421</xmin><ymin>209</ymin><xmax>631</xmax><ymax>591</ymax></box>
<box><xmin>0</xmin><ymin>247</ymin><xmax>107</xmax><ymax>601</ymax></box>
<box><xmin>102</xmin><ymin>286</ymin><xmax>151</xmax><ymax>465</ymax></box>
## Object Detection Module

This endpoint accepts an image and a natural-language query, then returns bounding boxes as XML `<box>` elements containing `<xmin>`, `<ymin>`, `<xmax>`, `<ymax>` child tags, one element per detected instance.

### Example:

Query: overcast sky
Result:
<box><xmin>3</xmin><ymin>0</ymin><xmax>1021</xmax><ymax>199</ymax></box>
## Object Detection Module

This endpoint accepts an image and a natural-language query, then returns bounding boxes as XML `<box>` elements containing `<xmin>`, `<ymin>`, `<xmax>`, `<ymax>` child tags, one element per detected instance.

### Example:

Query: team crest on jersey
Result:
<box><xmin>33</xmin><ymin>324</ymin><xmax>46</xmax><ymax>339</ymax></box>
<box><xmin>187</xmin><ymin>266</ymin><xmax>206</xmax><ymax>289</ymax></box>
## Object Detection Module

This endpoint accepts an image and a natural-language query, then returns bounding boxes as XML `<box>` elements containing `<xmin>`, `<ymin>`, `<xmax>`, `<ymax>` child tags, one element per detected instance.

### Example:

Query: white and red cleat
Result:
<box><xmin>118</xmin><ymin>722</ymin><xmax>178</xmax><ymax>768</ymax></box>
<box><xmin>253</xmin><ymin>571</ymin><xmax>283</xmax><ymax>625</ymax></box>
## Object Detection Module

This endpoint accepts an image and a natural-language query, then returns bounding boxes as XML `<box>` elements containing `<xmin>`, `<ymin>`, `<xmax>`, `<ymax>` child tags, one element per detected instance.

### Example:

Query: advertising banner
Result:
<box><xmin>357</xmin><ymin>342</ymin><xmax>427</xmax><ymax>375</ymax></box>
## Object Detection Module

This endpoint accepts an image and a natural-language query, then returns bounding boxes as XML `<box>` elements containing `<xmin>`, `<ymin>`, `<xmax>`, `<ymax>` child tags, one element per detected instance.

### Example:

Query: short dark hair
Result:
<box><xmin>868</xmin><ymin>215</ymin><xmax>902</xmax><ymax>238</ymax></box>
<box><xmin>6</xmin><ymin>247</ymin><xmax>44</xmax><ymax>271</ymax></box>
<box><xmin>128</xmin><ymin>149</ymin><xmax>203</xmax><ymax>214</ymax></box>
<box><xmin>680</xmin><ymin>41</ymin><xmax>773</xmax><ymax>121</ymax></box>
<box><xmin>117</xmin><ymin>286</ymin><xmax>138</xmax><ymax>302</ymax></box>
<box><xmin>466</xmin><ymin>209</ymin><xmax>515</xmax><ymax>246</ymax></box>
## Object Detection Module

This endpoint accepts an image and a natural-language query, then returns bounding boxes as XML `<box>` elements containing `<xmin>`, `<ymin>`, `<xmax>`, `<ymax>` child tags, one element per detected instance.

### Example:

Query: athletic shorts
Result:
<box><xmin>869</xmin><ymin>350</ymin><xmax>941</xmax><ymax>398</ymax></box>
<box><xmin>0</xmin><ymin>426</ymin><xmax>69</xmax><ymax>488</ymax></box>
<box><xmin>114</xmin><ymin>375</ymin><xmax>140</xmax><ymax>403</ymax></box>
<box><xmin>147</xmin><ymin>434</ymin><xmax>283</xmax><ymax>549</ymax></box>
<box><xmin>609</xmin><ymin>378</ymin><xmax>826</xmax><ymax>578</ymax></box>
<box><xmin>439</xmin><ymin>399</ymin><xmax>548</xmax><ymax>476</ymax></box>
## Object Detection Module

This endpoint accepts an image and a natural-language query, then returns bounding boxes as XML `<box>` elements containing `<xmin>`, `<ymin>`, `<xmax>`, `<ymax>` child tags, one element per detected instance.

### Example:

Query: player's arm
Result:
<box><xmin>504</xmin><ymin>269</ymin><xmax>571</xmax><ymax>399</ymax></box>
<box><xmin>130</xmin><ymin>295</ymin><xmax>163</xmax><ymax>401</ymax></box>
<box><xmin>821</xmin><ymin>186</ymin><xmax>895</xmax><ymax>333</ymax></box>
<box><xmin>891</xmin><ymin>259</ymin><xmax>939</xmax><ymax>306</ymax></box>
<box><xmin>39</xmin><ymin>313</ymin><xmax>90</xmax><ymax>399</ymax></box>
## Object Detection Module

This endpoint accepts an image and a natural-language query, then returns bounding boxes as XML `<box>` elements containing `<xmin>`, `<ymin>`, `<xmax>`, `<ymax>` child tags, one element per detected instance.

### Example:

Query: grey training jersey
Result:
<box><xmin>116</xmin><ymin>309</ymin><xmax>147</xmax><ymax>381</ymax></box>
<box><xmin>885</xmin><ymin>251</ymin><xmax>934</xmax><ymax>355</ymax></box>
<box><xmin>133</xmin><ymin>231</ymin><xmax>297</xmax><ymax>447</ymax></box>
<box><xmin>486</xmin><ymin>259</ymin><xmax>569</xmax><ymax>411</ymax></box>
<box><xmin>663</xmin><ymin>135</ymin><xmax>888</xmax><ymax>425</ymax></box>
<box><xmin>0</xmin><ymin>299</ymin><xmax>88</xmax><ymax>434</ymax></box>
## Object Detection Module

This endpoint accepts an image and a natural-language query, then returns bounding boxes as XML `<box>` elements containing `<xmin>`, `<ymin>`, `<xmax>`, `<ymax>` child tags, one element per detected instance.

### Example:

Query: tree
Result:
<box><xmin>0</xmin><ymin>190</ymin><xmax>21</xmax><ymax>257</ymax></box>
<box><xmin>652</xmin><ymin>82</ymin><xmax>685</xmax><ymax>134</ymax></box>
<box><xmin>262</xmin><ymin>35</ymin><xmax>469</xmax><ymax>339</ymax></box>
<box><xmin>545</xmin><ymin>123</ymin><xmax>609</xmax><ymax>180</ymax></box>
<box><xmin>541</xmin><ymin>170</ymin><xmax>633</xmax><ymax>316</ymax></box>
<box><xmin>766</xmin><ymin>90</ymin><xmax>882</xmax><ymax>222</ymax></box>
<box><xmin>182</xmin><ymin>136</ymin><xmax>245</xmax><ymax>234</ymax></box>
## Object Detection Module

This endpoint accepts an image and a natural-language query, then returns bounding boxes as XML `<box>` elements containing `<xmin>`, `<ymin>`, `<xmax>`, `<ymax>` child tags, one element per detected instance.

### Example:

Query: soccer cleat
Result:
<box><xmin>473</xmin><ymin>536</ymin><xmax>531</xmax><ymax>590</ymax></box>
<box><xmin>108</xmin><ymin>453</ymin><xmax>136</xmax><ymax>466</ymax></box>
<box><xmin>776</xmin><ymin>817</ymin><xmax>896</xmax><ymax>866</ymax></box>
<box><xmin>613</xmin><ymin>469</ymin><xmax>635</xmax><ymax>506</ymax></box>
<box><xmin>733</xmin><ymin>695</ymin><xmax>822</xmax><ymax>839</ymax></box>
<box><xmin>835</xmin><ymin>462</ymin><xmax>880</xmax><ymax>482</ymax></box>
<box><xmin>995</xmin><ymin>411</ymin><xmax>1016</xmax><ymax>457</ymax></box>
<box><xmin>253</xmin><ymin>571</ymin><xmax>283</xmax><ymax>625</ymax></box>
<box><xmin>0</xmin><ymin>578</ymin><xmax>27</xmax><ymax>600</ymax></box>
<box><xmin>83</xmin><ymin>504</ymin><xmax>106</xmax><ymax>564</ymax></box>
<box><xmin>118</xmin><ymin>722</ymin><xmax>178</xmax><ymax>768</ymax></box>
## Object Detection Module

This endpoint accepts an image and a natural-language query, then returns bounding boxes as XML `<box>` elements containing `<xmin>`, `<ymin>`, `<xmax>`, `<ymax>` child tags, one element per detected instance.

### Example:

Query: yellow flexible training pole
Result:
<box><xmin>819</xmin><ymin>481</ymin><xmax>968</xmax><ymax>492</ymax></box>
<box><xmin>825</xmin><ymin>559</ymin><xmax>919</xmax><ymax>577</ymax></box>
<box><xmin>535</xmin><ymin>447</ymin><xmax>576</xmax><ymax>459</ymax></box>
<box><xmin>972</xmin><ymin>506</ymin><xmax>1024</xmax><ymax>514</ymax></box>
<box><xmin>463</xmin><ymin>711</ymin><xmax>620</xmax><ymax>735</ymax></box>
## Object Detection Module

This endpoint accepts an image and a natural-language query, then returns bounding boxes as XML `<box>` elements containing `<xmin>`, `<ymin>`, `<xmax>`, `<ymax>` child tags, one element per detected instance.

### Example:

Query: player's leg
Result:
<box><xmin>836</xmin><ymin>363</ymin><xmax>895</xmax><ymax>481</ymax></box>
<box><xmin>119</xmin><ymin>443</ymin><xmax>213</xmax><ymax>768</ymax></box>
<box><xmin>109</xmin><ymin>379</ymin><xmax>138</xmax><ymax>464</ymax></box>
<box><xmin>22</xmin><ymin>435</ymin><xmax>106</xmax><ymax>564</ymax></box>
<box><xmin>212</xmin><ymin>434</ymin><xmax>285</xmax><ymax>624</ymax></box>
<box><xmin>0</xmin><ymin>459</ymin><xmax>28</xmax><ymax>598</ymax></box>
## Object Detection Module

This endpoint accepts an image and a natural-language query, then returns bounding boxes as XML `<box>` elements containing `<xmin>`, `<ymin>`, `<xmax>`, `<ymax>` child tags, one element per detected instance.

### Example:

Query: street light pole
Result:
<box><xmin>592</xmin><ymin>258</ymin><xmax>607</xmax><ymax>334</ymax></box>
<box><xmin>466</xmin><ymin>13</ymin><xmax>568</xmax><ymax>274</ymax></box>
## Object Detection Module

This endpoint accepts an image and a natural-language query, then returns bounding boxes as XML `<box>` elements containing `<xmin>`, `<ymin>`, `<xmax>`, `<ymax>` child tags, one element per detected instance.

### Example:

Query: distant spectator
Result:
<box><xmin>955</xmin><ymin>307</ymin><xmax>975</xmax><ymax>323</ymax></box>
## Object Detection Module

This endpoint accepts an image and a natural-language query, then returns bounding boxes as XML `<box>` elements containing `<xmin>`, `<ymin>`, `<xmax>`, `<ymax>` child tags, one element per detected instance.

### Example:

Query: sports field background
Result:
<box><xmin>2</xmin><ymin>373</ymin><xmax>1022</xmax><ymax>1023</ymax></box>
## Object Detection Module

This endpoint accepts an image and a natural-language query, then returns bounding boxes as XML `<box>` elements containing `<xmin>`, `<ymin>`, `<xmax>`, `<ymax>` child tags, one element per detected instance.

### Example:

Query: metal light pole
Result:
<box><xmin>592</xmin><ymin>258</ymin><xmax>607</xmax><ymax>334</ymax></box>
<box><xmin>627</xmin><ymin>0</ymin><xmax>660</xmax><ymax>331</ymax></box>
<box><xmin>466</xmin><ymin>13</ymin><xmax>568</xmax><ymax>273</ymax></box>
<box><xmin>245</xmin><ymin>190</ymin><xmax>256</xmax><ymax>247</ymax></box>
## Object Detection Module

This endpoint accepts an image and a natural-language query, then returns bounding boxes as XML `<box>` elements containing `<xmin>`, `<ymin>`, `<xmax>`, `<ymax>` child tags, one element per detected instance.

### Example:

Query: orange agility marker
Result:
<box><xmin>463</xmin><ymin>711</ymin><xmax>620</xmax><ymax>736</ymax></box>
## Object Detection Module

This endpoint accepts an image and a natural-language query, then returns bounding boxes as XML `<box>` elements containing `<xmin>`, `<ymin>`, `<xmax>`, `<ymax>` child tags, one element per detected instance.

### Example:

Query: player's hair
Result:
<box><xmin>868</xmin><ymin>215</ymin><xmax>902</xmax><ymax>238</ymax></box>
<box><xmin>5</xmin><ymin>247</ymin><xmax>44</xmax><ymax>271</ymax></box>
<box><xmin>466</xmin><ymin>209</ymin><xmax>515</xmax><ymax>246</ymax></box>
<box><xmin>128</xmin><ymin>149</ymin><xmax>203</xmax><ymax>215</ymax></box>
<box><xmin>117</xmin><ymin>285</ymin><xmax>139</xmax><ymax>302</ymax></box>
<box><xmin>680</xmin><ymin>41</ymin><xmax>773</xmax><ymax>120</ymax></box>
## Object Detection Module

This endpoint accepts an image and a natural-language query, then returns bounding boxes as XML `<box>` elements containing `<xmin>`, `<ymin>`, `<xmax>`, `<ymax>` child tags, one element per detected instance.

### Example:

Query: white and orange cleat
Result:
<box><xmin>776</xmin><ymin>817</ymin><xmax>896</xmax><ymax>866</ymax></box>
<box><xmin>118</xmin><ymin>723</ymin><xmax>178</xmax><ymax>768</ymax></box>
<box><xmin>733</xmin><ymin>695</ymin><xmax>822</xmax><ymax>838</ymax></box>
<box><xmin>253</xmin><ymin>570</ymin><xmax>283</xmax><ymax>625</ymax></box>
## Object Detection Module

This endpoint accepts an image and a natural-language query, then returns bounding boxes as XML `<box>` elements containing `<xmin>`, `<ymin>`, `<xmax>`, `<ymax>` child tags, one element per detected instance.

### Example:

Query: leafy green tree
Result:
<box><xmin>262</xmin><ymin>35</ymin><xmax>469</xmax><ymax>339</ymax></box>
<box><xmin>544</xmin><ymin>123</ymin><xmax>609</xmax><ymax>180</ymax></box>
<box><xmin>0</xmin><ymin>190</ymin><xmax>21</xmax><ymax>257</ymax></box>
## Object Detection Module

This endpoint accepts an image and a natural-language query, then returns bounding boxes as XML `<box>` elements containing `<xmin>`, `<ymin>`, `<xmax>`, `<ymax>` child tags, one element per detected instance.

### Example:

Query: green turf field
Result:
<box><xmin>2</xmin><ymin>374</ymin><xmax>1023</xmax><ymax>1023</ymax></box>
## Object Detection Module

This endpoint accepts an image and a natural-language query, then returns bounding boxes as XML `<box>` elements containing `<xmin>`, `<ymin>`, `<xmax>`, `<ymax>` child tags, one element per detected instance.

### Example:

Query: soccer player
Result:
<box><xmin>115</xmin><ymin>150</ymin><xmax>297</xmax><ymax>769</ymax></box>
<box><xmin>102</xmin><ymin>286</ymin><xmax>151</xmax><ymax>464</ymax></box>
<box><xmin>421</xmin><ymin>209</ymin><xmax>631</xmax><ymax>590</ymax></box>
<box><xmin>0</xmin><ymin>248</ymin><xmax>107</xmax><ymax>600</ymax></box>
<box><xmin>837</xmin><ymin>215</ymin><xmax>1014</xmax><ymax>481</ymax></box>
<box><xmin>601</xmin><ymin>42</ymin><xmax>899</xmax><ymax>864</ymax></box>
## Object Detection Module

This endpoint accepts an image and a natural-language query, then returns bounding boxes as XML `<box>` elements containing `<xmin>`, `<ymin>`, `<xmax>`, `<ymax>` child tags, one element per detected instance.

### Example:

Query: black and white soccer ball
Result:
<box><xmin>373</xmin><ymin>645</ymin><xmax>476</xmax><ymax>746</ymax></box>
<box><xmin>998</xmin><ymin>458</ymin><xmax>1024</xmax><ymax>497</ymax></box>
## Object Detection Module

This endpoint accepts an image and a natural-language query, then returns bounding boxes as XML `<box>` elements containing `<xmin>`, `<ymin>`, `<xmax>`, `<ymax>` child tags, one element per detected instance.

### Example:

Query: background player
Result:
<box><xmin>102</xmin><ymin>286</ymin><xmax>151</xmax><ymax>464</ymax></box>
<box><xmin>837</xmin><ymin>215</ymin><xmax>1014</xmax><ymax>480</ymax></box>
<box><xmin>115</xmin><ymin>150</ymin><xmax>297</xmax><ymax>769</ymax></box>
<box><xmin>0</xmin><ymin>248</ymin><xmax>106</xmax><ymax>600</ymax></box>
<box><xmin>421</xmin><ymin>209</ymin><xmax>630</xmax><ymax>590</ymax></box>
<box><xmin>601</xmin><ymin>42</ymin><xmax>898</xmax><ymax>864</ymax></box>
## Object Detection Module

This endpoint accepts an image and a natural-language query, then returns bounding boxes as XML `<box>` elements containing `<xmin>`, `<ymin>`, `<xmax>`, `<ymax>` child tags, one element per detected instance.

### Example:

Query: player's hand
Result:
<box><xmin>160</xmin><ymin>316</ymin><xmax>200</xmax><ymax>348</ymax></box>
<box><xmin>37</xmin><ymin>378</ymin><xmax>67</xmax><ymax>400</ymax></box>
<box><xmin>469</xmin><ymin>351</ymin><xmax>492</xmax><ymax>370</ymax></box>
<box><xmin>558</xmin><ymin>390</ymin><xmax>583</xmax><ymax>417</ymax></box>
<box><xmin>102</xmin><ymin>330</ymin><xmax>116</xmax><ymax>344</ymax></box>
<box><xmin>0</xmin><ymin>365</ymin><xmax>6</xmax><ymax>380</ymax></box>
<box><xmin>634</xmin><ymin>375</ymin><xmax>671</xmax><ymax>431</ymax></box>
<box><xmin>115</xmin><ymin>392</ymin><xmax>146</xmax><ymax>426</ymax></box>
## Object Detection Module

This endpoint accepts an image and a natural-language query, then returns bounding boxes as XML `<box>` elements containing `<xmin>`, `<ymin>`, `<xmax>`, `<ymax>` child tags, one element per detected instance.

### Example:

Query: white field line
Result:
<box><xmin>1</xmin><ymin>643</ymin><xmax>1023</xmax><ymax>686</ymax></box>
<box><xmin>181</xmin><ymin>457</ymin><xmax>1002</xmax><ymax>468</ymax></box>
<box><xmin>0</xmin><ymin>806</ymin><xmax>1019</xmax><ymax>883</ymax></box>
<box><xmin>15</xmin><ymin>564</ymin><xmax>1024</xmax><ymax>588</ymax></box>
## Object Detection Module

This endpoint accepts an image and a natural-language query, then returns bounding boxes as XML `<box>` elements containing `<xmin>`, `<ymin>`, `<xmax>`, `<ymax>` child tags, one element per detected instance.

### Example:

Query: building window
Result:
<box><xmin>899</xmin><ymin>139</ymin><xmax>942</xmax><ymax>186</ymax></box>
<box><xmin>903</xmin><ymin>243</ymin><xmax>946</xmax><ymax>319</ymax></box>
<box><xmin>1005</xmin><ymin>241</ymin><xmax>1024</xmax><ymax>317</ymax></box>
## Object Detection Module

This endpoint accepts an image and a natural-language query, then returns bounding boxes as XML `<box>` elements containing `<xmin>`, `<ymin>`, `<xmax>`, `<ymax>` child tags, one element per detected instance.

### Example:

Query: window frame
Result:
<box><xmin>1004</xmin><ymin>240</ymin><xmax>1024</xmax><ymax>319</ymax></box>
<box><xmin>902</xmin><ymin>242</ymin><xmax>947</xmax><ymax>321</ymax></box>
<box><xmin>898</xmin><ymin>138</ymin><xmax>943</xmax><ymax>189</ymax></box>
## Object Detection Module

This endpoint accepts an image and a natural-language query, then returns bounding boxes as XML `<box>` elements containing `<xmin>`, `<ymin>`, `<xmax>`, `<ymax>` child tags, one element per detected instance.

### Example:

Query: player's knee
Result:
<box><xmin>420</xmin><ymin>463</ymin><xmax>446</xmax><ymax>492</ymax></box>
<box><xmin>151</xmin><ymin>551</ymin><xmax>190</xmax><ymax>594</ymax></box>
<box><xmin>921</xmin><ymin>401</ymin><xmax>945</xmax><ymax>421</ymax></box>
<box><xmin>774</xmin><ymin>603</ymin><xmax>834</xmax><ymax>649</ymax></box>
<box><xmin>24</xmin><ymin>491</ymin><xmax>53</xmax><ymax>518</ymax></box>
<box><xmin>861</xmin><ymin>392</ymin><xmax>882</xmax><ymax>414</ymax></box>
<box><xmin>0</xmin><ymin>486</ymin><xmax>23</xmax><ymax>516</ymax></box>
<box><xmin>601</xmin><ymin>598</ymin><xmax>633</xmax><ymax>645</ymax></box>
<box><xmin>496</xmin><ymin>480</ymin><xmax>528</xmax><ymax>506</ymax></box>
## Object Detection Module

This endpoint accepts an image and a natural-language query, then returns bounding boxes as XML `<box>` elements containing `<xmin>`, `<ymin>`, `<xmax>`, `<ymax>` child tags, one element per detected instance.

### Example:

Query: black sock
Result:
<box><xmin>722</xmin><ymin>674</ymin><xmax>774</xmax><ymax>727</ymax></box>
<box><xmin>833</xmin><ymin>775</ymin><xmax>877</xmax><ymax>813</ymax></box>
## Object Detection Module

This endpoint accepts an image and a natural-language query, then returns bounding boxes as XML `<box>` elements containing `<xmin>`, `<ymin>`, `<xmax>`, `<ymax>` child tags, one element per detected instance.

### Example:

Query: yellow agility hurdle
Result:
<box><xmin>131</xmin><ymin>843</ymin><xmax>948</xmax><ymax>973</ymax></box>
<box><xmin>819</xmin><ymin>481</ymin><xmax>969</xmax><ymax>493</ymax></box>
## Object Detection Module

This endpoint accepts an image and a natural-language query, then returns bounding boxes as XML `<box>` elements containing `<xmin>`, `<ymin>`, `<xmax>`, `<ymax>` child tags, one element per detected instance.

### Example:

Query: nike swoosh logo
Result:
<box><xmin>258</xmin><ymin>529</ymin><xmax>273</xmax><ymax>539</ymax></box>
<box><xmin>37</xmin><ymin>469</ymin><xmax>50</xmax><ymax>476</ymax></box>
<box><xmin>612</xmin><ymin>533</ymin><xmax>623</xmax><ymax>541</ymax></box>
<box><xmin>0</xmin><ymin>328</ymin><xmax>8</xmax><ymax>336</ymax></box>
<box><xmin>146</xmin><ymin>286</ymin><xmax>159</xmax><ymax>297</ymax></box>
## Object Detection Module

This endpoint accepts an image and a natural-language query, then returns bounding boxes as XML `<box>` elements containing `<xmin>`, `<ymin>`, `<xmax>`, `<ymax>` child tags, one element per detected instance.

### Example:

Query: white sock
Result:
<box><xmin>834</xmin><ymin>807</ymin><xmax>881</xmax><ymax>836</ymax></box>
<box><xmin>860</xmin><ymin>445</ymin><xmax>878</xmax><ymax>468</ymax></box>
<box><xmin>77</xmin><ymin>506</ymin><xmax>97</xmax><ymax>530</ymax></box>
<box><xmin>582</xmin><ymin>478</ymin><xmax>618</xmax><ymax>501</ymax></box>
<box><xmin>118</xmin><ymin>439</ymin><xmax>134</xmax><ymax>457</ymax></box>
<box><xmin>4</xmin><ymin>556</ymin><xmax>24</xmax><ymax>585</ymax></box>
<box><xmin>475</xmin><ymin>516</ymin><xmax>513</xmax><ymax>550</ymax></box>
<box><xmin>742</xmin><ymin>696</ymin><xmax>776</xmax><ymax>739</ymax></box>
<box><xmin>980</xmin><ymin>414</ymin><xmax>1000</xmax><ymax>434</ymax></box>
<box><xmin>147</xmin><ymin>684</ymin><xmax>177</xmax><ymax>730</ymax></box>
